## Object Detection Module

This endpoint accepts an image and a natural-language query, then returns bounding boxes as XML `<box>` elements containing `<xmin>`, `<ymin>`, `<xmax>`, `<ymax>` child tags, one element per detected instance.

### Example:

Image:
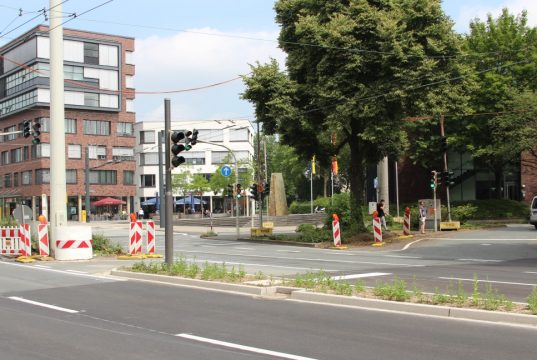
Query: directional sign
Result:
<box><xmin>221</xmin><ymin>165</ymin><xmax>232</xmax><ymax>177</ymax></box>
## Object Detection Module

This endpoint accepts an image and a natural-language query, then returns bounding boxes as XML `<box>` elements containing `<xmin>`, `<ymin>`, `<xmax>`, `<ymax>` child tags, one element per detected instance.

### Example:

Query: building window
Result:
<box><xmin>112</xmin><ymin>147</ymin><xmax>134</xmax><ymax>161</ymax></box>
<box><xmin>84</xmin><ymin>120</ymin><xmax>110</xmax><ymax>135</ymax></box>
<box><xmin>123</xmin><ymin>170</ymin><xmax>134</xmax><ymax>185</ymax></box>
<box><xmin>126</xmin><ymin>99</ymin><xmax>135</xmax><ymax>112</ymax></box>
<box><xmin>140</xmin><ymin>130</ymin><xmax>155</xmax><ymax>144</ymax></box>
<box><xmin>66</xmin><ymin>169</ymin><xmax>77</xmax><ymax>184</ymax></box>
<box><xmin>198</xmin><ymin>129</ymin><xmax>223</xmax><ymax>142</ymax></box>
<box><xmin>64</xmin><ymin>65</ymin><xmax>84</xmax><ymax>80</ymax></box>
<box><xmin>4</xmin><ymin>125</ymin><xmax>17</xmax><ymax>141</ymax></box>
<box><xmin>117</xmin><ymin>122</ymin><xmax>133</xmax><ymax>136</ymax></box>
<box><xmin>10</xmin><ymin>148</ymin><xmax>22</xmax><ymax>163</ymax></box>
<box><xmin>84</xmin><ymin>92</ymin><xmax>99</xmax><ymax>107</ymax></box>
<box><xmin>32</xmin><ymin>143</ymin><xmax>50</xmax><ymax>158</ymax></box>
<box><xmin>89</xmin><ymin>170</ymin><xmax>116</xmax><ymax>185</ymax></box>
<box><xmin>23</xmin><ymin>146</ymin><xmax>29</xmax><ymax>161</ymax></box>
<box><xmin>125</xmin><ymin>75</ymin><xmax>134</xmax><ymax>88</ymax></box>
<box><xmin>36</xmin><ymin>169</ymin><xmax>50</xmax><ymax>184</ymax></box>
<box><xmin>68</xmin><ymin>144</ymin><xmax>81</xmax><ymax>159</ymax></box>
<box><xmin>140</xmin><ymin>174</ymin><xmax>156</xmax><ymax>188</ymax></box>
<box><xmin>84</xmin><ymin>42</ymin><xmax>99</xmax><ymax>64</ymax></box>
<box><xmin>211</xmin><ymin>151</ymin><xmax>233</xmax><ymax>164</ymax></box>
<box><xmin>0</xmin><ymin>90</ymin><xmax>38</xmax><ymax>117</ymax></box>
<box><xmin>125</xmin><ymin>51</ymin><xmax>134</xmax><ymax>65</ymax></box>
<box><xmin>183</xmin><ymin>151</ymin><xmax>205</xmax><ymax>165</ymax></box>
<box><xmin>88</xmin><ymin>145</ymin><xmax>107</xmax><ymax>159</ymax></box>
<box><xmin>65</xmin><ymin>118</ymin><xmax>77</xmax><ymax>133</ymax></box>
<box><xmin>1</xmin><ymin>151</ymin><xmax>9</xmax><ymax>165</ymax></box>
<box><xmin>229</xmin><ymin>128</ymin><xmax>249</xmax><ymax>142</ymax></box>
<box><xmin>140</xmin><ymin>152</ymin><xmax>159</xmax><ymax>166</ymax></box>
<box><xmin>13</xmin><ymin>173</ymin><xmax>18</xmax><ymax>187</ymax></box>
<box><xmin>4</xmin><ymin>174</ymin><xmax>11</xmax><ymax>188</ymax></box>
<box><xmin>22</xmin><ymin>171</ymin><xmax>32</xmax><ymax>185</ymax></box>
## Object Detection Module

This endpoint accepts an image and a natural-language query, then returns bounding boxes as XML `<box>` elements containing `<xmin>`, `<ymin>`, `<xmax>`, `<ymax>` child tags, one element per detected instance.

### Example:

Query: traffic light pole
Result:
<box><xmin>440</xmin><ymin>115</ymin><xmax>452</xmax><ymax>222</ymax></box>
<box><xmin>164</xmin><ymin>99</ymin><xmax>174</xmax><ymax>265</ymax></box>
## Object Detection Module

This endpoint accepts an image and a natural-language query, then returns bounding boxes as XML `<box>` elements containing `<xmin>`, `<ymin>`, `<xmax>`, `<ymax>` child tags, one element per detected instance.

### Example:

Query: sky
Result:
<box><xmin>0</xmin><ymin>0</ymin><xmax>536</xmax><ymax>124</ymax></box>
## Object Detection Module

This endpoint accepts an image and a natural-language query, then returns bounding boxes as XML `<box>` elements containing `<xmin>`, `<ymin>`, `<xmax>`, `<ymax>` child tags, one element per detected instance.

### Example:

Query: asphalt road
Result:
<box><xmin>1</xmin><ymin>262</ymin><xmax>536</xmax><ymax>360</ymax></box>
<box><xmin>27</xmin><ymin>221</ymin><xmax>537</xmax><ymax>302</ymax></box>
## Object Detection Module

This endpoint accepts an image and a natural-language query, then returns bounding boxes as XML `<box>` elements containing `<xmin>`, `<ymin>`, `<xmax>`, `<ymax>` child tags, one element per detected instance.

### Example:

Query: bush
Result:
<box><xmin>92</xmin><ymin>233</ymin><xmax>123</xmax><ymax>255</ymax></box>
<box><xmin>0</xmin><ymin>217</ymin><xmax>18</xmax><ymax>227</ymax></box>
<box><xmin>289</xmin><ymin>197</ymin><xmax>331</xmax><ymax>214</ymax></box>
<box><xmin>296</xmin><ymin>225</ymin><xmax>332</xmax><ymax>243</ymax></box>
<box><xmin>451</xmin><ymin>204</ymin><xmax>478</xmax><ymax>224</ymax></box>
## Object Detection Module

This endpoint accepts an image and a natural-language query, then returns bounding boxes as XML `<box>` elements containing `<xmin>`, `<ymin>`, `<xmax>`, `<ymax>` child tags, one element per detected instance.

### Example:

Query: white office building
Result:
<box><xmin>134</xmin><ymin>120</ymin><xmax>255</xmax><ymax>216</ymax></box>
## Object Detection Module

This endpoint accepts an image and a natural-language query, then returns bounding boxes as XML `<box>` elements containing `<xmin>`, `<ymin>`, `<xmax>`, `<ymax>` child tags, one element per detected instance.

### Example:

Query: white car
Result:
<box><xmin>530</xmin><ymin>196</ymin><xmax>537</xmax><ymax>230</ymax></box>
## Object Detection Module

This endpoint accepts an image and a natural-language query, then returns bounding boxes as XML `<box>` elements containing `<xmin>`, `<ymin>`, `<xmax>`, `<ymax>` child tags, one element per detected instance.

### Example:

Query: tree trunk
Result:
<box><xmin>348</xmin><ymin>139</ymin><xmax>367</xmax><ymax>233</ymax></box>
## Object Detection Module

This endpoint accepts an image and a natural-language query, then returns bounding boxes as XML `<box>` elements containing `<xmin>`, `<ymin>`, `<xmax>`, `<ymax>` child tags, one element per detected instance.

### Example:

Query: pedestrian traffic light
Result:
<box><xmin>250</xmin><ymin>183</ymin><xmax>258</xmax><ymax>201</ymax></box>
<box><xmin>31</xmin><ymin>121</ymin><xmax>41</xmax><ymax>145</ymax></box>
<box><xmin>430</xmin><ymin>171</ymin><xmax>437</xmax><ymax>189</ymax></box>
<box><xmin>190</xmin><ymin>129</ymin><xmax>198</xmax><ymax>145</ymax></box>
<box><xmin>23</xmin><ymin>120</ymin><xmax>31</xmax><ymax>138</ymax></box>
<box><xmin>226</xmin><ymin>184</ymin><xmax>233</xmax><ymax>197</ymax></box>
<box><xmin>184</xmin><ymin>130</ymin><xmax>193</xmax><ymax>151</ymax></box>
<box><xmin>170</xmin><ymin>131</ymin><xmax>186</xmax><ymax>168</ymax></box>
<box><xmin>440</xmin><ymin>136</ymin><xmax>448</xmax><ymax>152</ymax></box>
<box><xmin>236</xmin><ymin>183</ymin><xmax>242</xmax><ymax>199</ymax></box>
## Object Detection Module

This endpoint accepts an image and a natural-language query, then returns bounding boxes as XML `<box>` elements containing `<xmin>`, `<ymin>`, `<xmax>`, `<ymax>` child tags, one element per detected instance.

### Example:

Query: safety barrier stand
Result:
<box><xmin>403</xmin><ymin>207</ymin><xmax>412</xmax><ymax>236</ymax></box>
<box><xmin>129</xmin><ymin>221</ymin><xmax>143</xmax><ymax>255</ymax></box>
<box><xmin>330</xmin><ymin>214</ymin><xmax>347</xmax><ymax>249</ymax></box>
<box><xmin>38</xmin><ymin>224</ymin><xmax>50</xmax><ymax>257</ymax></box>
<box><xmin>144</xmin><ymin>220</ymin><xmax>161</xmax><ymax>258</ymax></box>
<box><xmin>372</xmin><ymin>212</ymin><xmax>384</xmax><ymax>247</ymax></box>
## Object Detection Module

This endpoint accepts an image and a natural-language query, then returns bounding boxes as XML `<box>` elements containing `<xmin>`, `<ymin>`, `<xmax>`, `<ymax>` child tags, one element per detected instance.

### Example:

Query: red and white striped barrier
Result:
<box><xmin>19</xmin><ymin>224</ymin><xmax>31</xmax><ymax>257</ymax></box>
<box><xmin>373</xmin><ymin>216</ymin><xmax>383</xmax><ymax>244</ymax></box>
<box><xmin>332</xmin><ymin>214</ymin><xmax>342</xmax><ymax>247</ymax></box>
<box><xmin>0</xmin><ymin>227</ymin><xmax>22</xmax><ymax>255</ymax></box>
<box><xmin>54</xmin><ymin>226</ymin><xmax>93</xmax><ymax>261</ymax></box>
<box><xmin>129</xmin><ymin>221</ymin><xmax>143</xmax><ymax>254</ymax></box>
<box><xmin>146</xmin><ymin>221</ymin><xmax>155</xmax><ymax>254</ymax></box>
<box><xmin>403</xmin><ymin>208</ymin><xmax>411</xmax><ymax>235</ymax></box>
<box><xmin>38</xmin><ymin>224</ymin><xmax>49</xmax><ymax>256</ymax></box>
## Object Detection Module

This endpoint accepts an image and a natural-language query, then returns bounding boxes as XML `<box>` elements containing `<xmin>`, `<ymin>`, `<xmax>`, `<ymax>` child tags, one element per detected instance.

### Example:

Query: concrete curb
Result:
<box><xmin>111</xmin><ymin>270</ymin><xmax>537</xmax><ymax>327</ymax></box>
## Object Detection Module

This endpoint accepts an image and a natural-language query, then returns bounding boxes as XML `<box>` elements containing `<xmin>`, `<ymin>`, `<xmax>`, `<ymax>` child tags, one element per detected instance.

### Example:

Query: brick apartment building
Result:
<box><xmin>0</xmin><ymin>25</ymin><xmax>136</xmax><ymax>220</ymax></box>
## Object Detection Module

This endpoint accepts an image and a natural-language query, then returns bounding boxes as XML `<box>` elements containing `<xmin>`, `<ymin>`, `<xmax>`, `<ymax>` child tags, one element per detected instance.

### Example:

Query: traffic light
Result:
<box><xmin>236</xmin><ymin>183</ymin><xmax>242</xmax><ymax>199</ymax></box>
<box><xmin>23</xmin><ymin>120</ymin><xmax>31</xmax><ymax>138</ymax></box>
<box><xmin>226</xmin><ymin>184</ymin><xmax>233</xmax><ymax>197</ymax></box>
<box><xmin>191</xmin><ymin>129</ymin><xmax>198</xmax><ymax>145</ymax></box>
<box><xmin>31</xmin><ymin>121</ymin><xmax>41</xmax><ymax>145</ymax></box>
<box><xmin>170</xmin><ymin>131</ymin><xmax>186</xmax><ymax>168</ymax></box>
<box><xmin>430</xmin><ymin>171</ymin><xmax>437</xmax><ymax>189</ymax></box>
<box><xmin>184</xmin><ymin>130</ymin><xmax>193</xmax><ymax>151</ymax></box>
<box><xmin>440</xmin><ymin>170</ymin><xmax>454</xmax><ymax>186</ymax></box>
<box><xmin>440</xmin><ymin>136</ymin><xmax>448</xmax><ymax>152</ymax></box>
<box><xmin>250</xmin><ymin>183</ymin><xmax>258</xmax><ymax>201</ymax></box>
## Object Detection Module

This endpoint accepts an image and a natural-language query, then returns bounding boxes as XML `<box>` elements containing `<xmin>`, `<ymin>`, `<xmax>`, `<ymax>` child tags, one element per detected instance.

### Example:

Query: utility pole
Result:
<box><xmin>49</xmin><ymin>0</ymin><xmax>67</xmax><ymax>244</ymax></box>
<box><xmin>440</xmin><ymin>115</ymin><xmax>452</xmax><ymax>222</ymax></box>
<box><xmin>256</xmin><ymin>121</ymin><xmax>263</xmax><ymax>227</ymax></box>
<box><xmin>164</xmin><ymin>99</ymin><xmax>173</xmax><ymax>265</ymax></box>
<box><xmin>85</xmin><ymin>145</ymin><xmax>90</xmax><ymax>223</ymax></box>
<box><xmin>158</xmin><ymin>130</ymin><xmax>165</xmax><ymax>229</ymax></box>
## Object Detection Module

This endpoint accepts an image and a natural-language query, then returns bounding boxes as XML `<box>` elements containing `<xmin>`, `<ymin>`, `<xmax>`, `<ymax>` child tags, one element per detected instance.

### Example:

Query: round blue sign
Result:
<box><xmin>221</xmin><ymin>165</ymin><xmax>232</xmax><ymax>177</ymax></box>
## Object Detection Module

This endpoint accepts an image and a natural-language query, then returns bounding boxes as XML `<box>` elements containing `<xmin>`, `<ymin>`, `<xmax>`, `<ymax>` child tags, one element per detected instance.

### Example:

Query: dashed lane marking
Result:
<box><xmin>331</xmin><ymin>272</ymin><xmax>391</xmax><ymax>280</ymax></box>
<box><xmin>9</xmin><ymin>297</ymin><xmax>79</xmax><ymax>314</ymax></box>
<box><xmin>439</xmin><ymin>277</ymin><xmax>537</xmax><ymax>287</ymax></box>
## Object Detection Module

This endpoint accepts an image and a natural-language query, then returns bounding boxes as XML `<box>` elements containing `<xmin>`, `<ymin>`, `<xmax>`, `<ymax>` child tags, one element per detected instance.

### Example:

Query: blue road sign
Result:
<box><xmin>221</xmin><ymin>165</ymin><xmax>232</xmax><ymax>177</ymax></box>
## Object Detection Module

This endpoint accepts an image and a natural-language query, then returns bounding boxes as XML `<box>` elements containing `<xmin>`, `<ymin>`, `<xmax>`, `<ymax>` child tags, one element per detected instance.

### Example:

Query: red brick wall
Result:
<box><xmin>522</xmin><ymin>152</ymin><xmax>537</xmax><ymax>204</ymax></box>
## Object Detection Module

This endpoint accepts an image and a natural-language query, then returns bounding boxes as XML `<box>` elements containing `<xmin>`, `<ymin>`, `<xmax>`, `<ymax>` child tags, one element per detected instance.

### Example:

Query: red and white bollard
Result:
<box><xmin>38</xmin><ymin>224</ymin><xmax>50</xmax><ymax>256</ymax></box>
<box><xmin>19</xmin><ymin>224</ymin><xmax>31</xmax><ymax>257</ymax></box>
<box><xmin>146</xmin><ymin>220</ymin><xmax>155</xmax><ymax>254</ymax></box>
<box><xmin>403</xmin><ymin>207</ymin><xmax>411</xmax><ymax>235</ymax></box>
<box><xmin>372</xmin><ymin>213</ymin><xmax>383</xmax><ymax>245</ymax></box>
<box><xmin>332</xmin><ymin>214</ymin><xmax>342</xmax><ymax>247</ymax></box>
<box><xmin>129</xmin><ymin>221</ymin><xmax>143</xmax><ymax>254</ymax></box>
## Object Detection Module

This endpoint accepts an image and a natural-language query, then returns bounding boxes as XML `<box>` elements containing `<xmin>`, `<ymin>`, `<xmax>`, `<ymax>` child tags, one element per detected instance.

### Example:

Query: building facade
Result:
<box><xmin>0</xmin><ymin>25</ymin><xmax>136</xmax><ymax>220</ymax></box>
<box><xmin>135</xmin><ymin>120</ymin><xmax>255</xmax><ymax>216</ymax></box>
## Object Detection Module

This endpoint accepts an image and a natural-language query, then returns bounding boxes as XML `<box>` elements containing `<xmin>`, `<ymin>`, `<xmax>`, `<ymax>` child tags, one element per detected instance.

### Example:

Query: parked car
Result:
<box><xmin>530</xmin><ymin>196</ymin><xmax>537</xmax><ymax>230</ymax></box>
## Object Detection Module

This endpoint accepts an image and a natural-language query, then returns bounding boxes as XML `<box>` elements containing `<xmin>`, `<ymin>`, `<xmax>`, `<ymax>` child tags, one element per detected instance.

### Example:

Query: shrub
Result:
<box><xmin>528</xmin><ymin>287</ymin><xmax>537</xmax><ymax>315</ymax></box>
<box><xmin>92</xmin><ymin>233</ymin><xmax>123</xmax><ymax>255</ymax></box>
<box><xmin>0</xmin><ymin>217</ymin><xmax>18</xmax><ymax>227</ymax></box>
<box><xmin>296</xmin><ymin>227</ymin><xmax>332</xmax><ymax>243</ymax></box>
<box><xmin>451</xmin><ymin>204</ymin><xmax>478</xmax><ymax>224</ymax></box>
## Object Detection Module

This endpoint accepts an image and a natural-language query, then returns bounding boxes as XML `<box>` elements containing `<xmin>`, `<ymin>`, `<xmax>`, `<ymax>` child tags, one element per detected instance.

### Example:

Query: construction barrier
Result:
<box><xmin>19</xmin><ymin>224</ymin><xmax>31</xmax><ymax>257</ymax></box>
<box><xmin>129</xmin><ymin>221</ymin><xmax>143</xmax><ymax>254</ymax></box>
<box><xmin>38</xmin><ymin>224</ymin><xmax>49</xmax><ymax>256</ymax></box>
<box><xmin>0</xmin><ymin>227</ymin><xmax>24</xmax><ymax>255</ymax></box>
<box><xmin>403</xmin><ymin>207</ymin><xmax>411</xmax><ymax>235</ymax></box>
<box><xmin>373</xmin><ymin>215</ymin><xmax>383</xmax><ymax>244</ymax></box>
<box><xmin>146</xmin><ymin>221</ymin><xmax>155</xmax><ymax>254</ymax></box>
<box><xmin>54</xmin><ymin>226</ymin><xmax>93</xmax><ymax>261</ymax></box>
<box><xmin>332</xmin><ymin>214</ymin><xmax>342</xmax><ymax>247</ymax></box>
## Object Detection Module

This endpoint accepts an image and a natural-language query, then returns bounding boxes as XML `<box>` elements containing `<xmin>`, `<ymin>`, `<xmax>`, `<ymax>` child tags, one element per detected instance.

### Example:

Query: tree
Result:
<box><xmin>242</xmin><ymin>0</ymin><xmax>469</xmax><ymax>233</ymax></box>
<box><xmin>462</xmin><ymin>9</ymin><xmax>537</xmax><ymax>198</ymax></box>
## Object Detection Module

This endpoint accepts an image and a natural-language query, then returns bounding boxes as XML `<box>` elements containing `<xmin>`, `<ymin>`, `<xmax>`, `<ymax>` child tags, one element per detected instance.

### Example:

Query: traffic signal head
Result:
<box><xmin>430</xmin><ymin>171</ymin><xmax>437</xmax><ymax>189</ymax></box>
<box><xmin>440</xmin><ymin>170</ymin><xmax>455</xmax><ymax>186</ymax></box>
<box><xmin>236</xmin><ymin>183</ymin><xmax>242</xmax><ymax>198</ymax></box>
<box><xmin>184</xmin><ymin>130</ymin><xmax>193</xmax><ymax>151</ymax></box>
<box><xmin>31</xmin><ymin>121</ymin><xmax>41</xmax><ymax>145</ymax></box>
<box><xmin>170</xmin><ymin>131</ymin><xmax>186</xmax><ymax>168</ymax></box>
<box><xmin>263</xmin><ymin>182</ymin><xmax>270</xmax><ymax>197</ymax></box>
<box><xmin>250</xmin><ymin>183</ymin><xmax>258</xmax><ymax>200</ymax></box>
<box><xmin>227</xmin><ymin>184</ymin><xmax>233</xmax><ymax>197</ymax></box>
<box><xmin>191</xmin><ymin>129</ymin><xmax>198</xmax><ymax>145</ymax></box>
<box><xmin>23</xmin><ymin>120</ymin><xmax>31</xmax><ymax>138</ymax></box>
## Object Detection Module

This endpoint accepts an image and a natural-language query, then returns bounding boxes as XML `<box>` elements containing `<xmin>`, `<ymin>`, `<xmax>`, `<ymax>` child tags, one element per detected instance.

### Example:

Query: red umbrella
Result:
<box><xmin>91</xmin><ymin>197</ymin><xmax>126</xmax><ymax>206</ymax></box>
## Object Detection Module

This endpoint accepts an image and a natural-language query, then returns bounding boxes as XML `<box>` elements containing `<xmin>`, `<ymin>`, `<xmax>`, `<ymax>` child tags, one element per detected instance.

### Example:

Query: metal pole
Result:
<box><xmin>158</xmin><ymin>130</ymin><xmax>165</xmax><ymax>229</ymax></box>
<box><xmin>433</xmin><ymin>185</ymin><xmax>438</xmax><ymax>232</ymax></box>
<box><xmin>235</xmin><ymin>161</ymin><xmax>240</xmax><ymax>239</ymax></box>
<box><xmin>440</xmin><ymin>115</ymin><xmax>452</xmax><ymax>222</ymax></box>
<box><xmin>85</xmin><ymin>145</ymin><xmax>90</xmax><ymax>223</ymax></box>
<box><xmin>164</xmin><ymin>99</ymin><xmax>173</xmax><ymax>265</ymax></box>
<box><xmin>395</xmin><ymin>161</ymin><xmax>400</xmax><ymax>218</ymax></box>
<box><xmin>310</xmin><ymin>169</ymin><xmax>313</xmax><ymax>214</ymax></box>
<box><xmin>49</xmin><ymin>0</ymin><xmax>67</xmax><ymax>243</ymax></box>
<box><xmin>256</xmin><ymin>121</ymin><xmax>263</xmax><ymax>228</ymax></box>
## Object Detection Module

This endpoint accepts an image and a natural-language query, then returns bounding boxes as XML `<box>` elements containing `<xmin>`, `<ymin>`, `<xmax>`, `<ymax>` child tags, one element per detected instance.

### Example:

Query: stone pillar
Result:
<box><xmin>268</xmin><ymin>173</ymin><xmax>288</xmax><ymax>216</ymax></box>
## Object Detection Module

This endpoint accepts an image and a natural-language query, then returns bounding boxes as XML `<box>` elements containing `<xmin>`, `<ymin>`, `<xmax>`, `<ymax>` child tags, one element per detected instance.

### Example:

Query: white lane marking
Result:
<box><xmin>439</xmin><ymin>277</ymin><xmax>537</xmax><ymax>287</ymax></box>
<box><xmin>480</xmin><ymin>244</ymin><xmax>492</xmax><ymax>246</ymax></box>
<box><xmin>524</xmin><ymin>271</ymin><xmax>537</xmax><ymax>274</ymax></box>
<box><xmin>398</xmin><ymin>238</ymin><xmax>425</xmax><ymax>251</ymax></box>
<box><xmin>457</xmin><ymin>258</ymin><xmax>502</xmax><ymax>263</ymax></box>
<box><xmin>276</xmin><ymin>250</ymin><xmax>301</xmax><ymax>253</ymax></box>
<box><xmin>177</xmin><ymin>250</ymin><xmax>424</xmax><ymax>267</ymax></box>
<box><xmin>9</xmin><ymin>297</ymin><xmax>79</xmax><ymax>314</ymax></box>
<box><xmin>434</xmin><ymin>238</ymin><xmax>537</xmax><ymax>241</ymax></box>
<box><xmin>331</xmin><ymin>272</ymin><xmax>391</xmax><ymax>280</ymax></box>
<box><xmin>185</xmin><ymin>258</ymin><xmax>334</xmax><ymax>271</ymax></box>
<box><xmin>33</xmin><ymin>264</ymin><xmax>52</xmax><ymax>269</ymax></box>
<box><xmin>0</xmin><ymin>261</ymin><xmax>126</xmax><ymax>281</ymax></box>
<box><xmin>176</xmin><ymin>333</ymin><xmax>318</xmax><ymax>360</ymax></box>
<box><xmin>201</xmin><ymin>242</ymin><xmax>242</xmax><ymax>247</ymax></box>
<box><xmin>66</xmin><ymin>270</ymin><xmax>88</xmax><ymax>274</ymax></box>
<box><xmin>384</xmin><ymin>255</ymin><xmax>422</xmax><ymax>259</ymax></box>
<box><xmin>234</xmin><ymin>247</ymin><xmax>255</xmax><ymax>251</ymax></box>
